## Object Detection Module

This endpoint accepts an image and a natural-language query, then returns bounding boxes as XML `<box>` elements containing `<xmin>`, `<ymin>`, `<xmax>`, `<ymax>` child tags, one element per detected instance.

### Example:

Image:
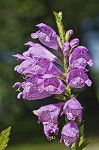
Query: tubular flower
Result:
<box><xmin>69</xmin><ymin>46</ymin><xmax>93</xmax><ymax>68</ymax></box>
<box><xmin>33</xmin><ymin>103</ymin><xmax>64</xmax><ymax>140</ymax></box>
<box><xmin>61</xmin><ymin>97</ymin><xmax>82</xmax><ymax>121</ymax></box>
<box><xmin>24</xmin><ymin>43</ymin><xmax>57</xmax><ymax>62</ymax></box>
<box><xmin>14</xmin><ymin>58</ymin><xmax>50</xmax><ymax>75</ymax></box>
<box><xmin>13</xmin><ymin>75</ymin><xmax>65</xmax><ymax>100</ymax></box>
<box><xmin>14</xmin><ymin>57</ymin><xmax>62</xmax><ymax>77</ymax></box>
<box><xmin>31</xmin><ymin>23</ymin><xmax>59</xmax><ymax>50</ymax></box>
<box><xmin>60</xmin><ymin>121</ymin><xmax>79</xmax><ymax>147</ymax></box>
<box><xmin>14</xmin><ymin>43</ymin><xmax>57</xmax><ymax>62</ymax></box>
<box><xmin>66</xmin><ymin>68</ymin><xmax>92</xmax><ymax>88</ymax></box>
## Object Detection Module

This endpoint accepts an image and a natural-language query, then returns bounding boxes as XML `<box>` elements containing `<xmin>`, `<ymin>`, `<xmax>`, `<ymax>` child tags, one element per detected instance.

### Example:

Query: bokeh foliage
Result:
<box><xmin>0</xmin><ymin>0</ymin><xmax>99</xmax><ymax>148</ymax></box>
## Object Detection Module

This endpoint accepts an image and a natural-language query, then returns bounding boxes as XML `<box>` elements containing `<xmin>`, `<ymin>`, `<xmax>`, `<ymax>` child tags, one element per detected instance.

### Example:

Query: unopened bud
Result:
<box><xmin>70</xmin><ymin>38</ymin><xmax>79</xmax><ymax>48</ymax></box>
<box><xmin>65</xmin><ymin>29</ymin><xmax>73</xmax><ymax>41</ymax></box>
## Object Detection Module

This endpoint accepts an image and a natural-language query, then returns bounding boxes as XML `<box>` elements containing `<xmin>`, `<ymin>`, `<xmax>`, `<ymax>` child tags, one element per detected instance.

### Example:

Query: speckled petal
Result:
<box><xmin>33</xmin><ymin>103</ymin><xmax>64</xmax><ymax>140</ymax></box>
<box><xmin>23</xmin><ymin>43</ymin><xmax>57</xmax><ymax>62</ymax></box>
<box><xmin>33</xmin><ymin>103</ymin><xmax>63</xmax><ymax>124</ymax></box>
<box><xmin>13</xmin><ymin>75</ymin><xmax>65</xmax><ymax>100</ymax></box>
<box><xmin>44</xmin><ymin>77</ymin><xmax>65</xmax><ymax>95</ymax></box>
<box><xmin>44</xmin><ymin>123</ymin><xmax>59</xmax><ymax>140</ymax></box>
<box><xmin>60</xmin><ymin>121</ymin><xmax>79</xmax><ymax>147</ymax></box>
<box><xmin>14</xmin><ymin>58</ymin><xmax>51</xmax><ymax>75</ymax></box>
<box><xmin>61</xmin><ymin>97</ymin><xmax>82</xmax><ymax>121</ymax></box>
<box><xmin>69</xmin><ymin>46</ymin><xmax>93</xmax><ymax>68</ymax></box>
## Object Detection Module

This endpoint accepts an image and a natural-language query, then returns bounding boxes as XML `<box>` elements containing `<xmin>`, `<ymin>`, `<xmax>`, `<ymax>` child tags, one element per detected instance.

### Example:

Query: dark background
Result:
<box><xmin>0</xmin><ymin>0</ymin><xmax>99</xmax><ymax>149</ymax></box>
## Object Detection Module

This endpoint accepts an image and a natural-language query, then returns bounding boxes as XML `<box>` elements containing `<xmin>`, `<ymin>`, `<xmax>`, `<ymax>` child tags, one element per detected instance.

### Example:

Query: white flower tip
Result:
<box><xmin>88</xmin><ymin>59</ymin><xmax>93</xmax><ymax>66</ymax></box>
<box><xmin>85</xmin><ymin>79</ymin><xmax>92</xmax><ymax>86</ymax></box>
<box><xmin>33</xmin><ymin>110</ymin><xmax>39</xmax><ymax>116</ymax></box>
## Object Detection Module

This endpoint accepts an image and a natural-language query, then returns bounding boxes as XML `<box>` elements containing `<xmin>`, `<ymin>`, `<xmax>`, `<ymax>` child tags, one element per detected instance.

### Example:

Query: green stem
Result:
<box><xmin>54</xmin><ymin>12</ymin><xmax>87</xmax><ymax>150</ymax></box>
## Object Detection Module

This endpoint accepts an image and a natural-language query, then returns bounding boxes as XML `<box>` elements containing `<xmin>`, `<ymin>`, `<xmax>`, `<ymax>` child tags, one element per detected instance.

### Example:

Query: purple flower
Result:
<box><xmin>66</xmin><ymin>68</ymin><xmax>92</xmax><ymax>88</ymax></box>
<box><xmin>61</xmin><ymin>97</ymin><xmax>82</xmax><ymax>121</ymax></box>
<box><xmin>14</xmin><ymin>58</ymin><xmax>49</xmax><ymax>75</ymax></box>
<box><xmin>33</xmin><ymin>103</ymin><xmax>64</xmax><ymax>140</ymax></box>
<box><xmin>62</xmin><ymin>42</ymin><xmax>70</xmax><ymax>57</ymax></box>
<box><xmin>13</xmin><ymin>75</ymin><xmax>65</xmax><ymax>100</ymax></box>
<box><xmin>60</xmin><ymin>121</ymin><xmax>79</xmax><ymax>147</ymax></box>
<box><xmin>31</xmin><ymin>23</ymin><xmax>59</xmax><ymax>50</ymax></box>
<box><xmin>14</xmin><ymin>43</ymin><xmax>57</xmax><ymax>62</ymax></box>
<box><xmin>69</xmin><ymin>46</ymin><xmax>93</xmax><ymax>68</ymax></box>
<box><xmin>14</xmin><ymin>57</ymin><xmax>62</xmax><ymax>77</ymax></box>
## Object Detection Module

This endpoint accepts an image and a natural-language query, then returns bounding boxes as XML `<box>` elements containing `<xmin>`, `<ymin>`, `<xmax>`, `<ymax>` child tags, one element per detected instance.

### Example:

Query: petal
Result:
<box><xmin>23</xmin><ymin>43</ymin><xmax>57</xmax><ymax>62</ymax></box>
<box><xmin>44</xmin><ymin>77</ymin><xmax>65</xmax><ymax>94</ymax></box>
<box><xmin>61</xmin><ymin>97</ymin><xmax>82</xmax><ymax>121</ymax></box>
<box><xmin>31</xmin><ymin>31</ymin><xmax>40</xmax><ymax>39</ymax></box>
<box><xmin>85</xmin><ymin>79</ymin><xmax>92</xmax><ymax>86</ymax></box>
<box><xmin>44</xmin><ymin>123</ymin><xmax>59</xmax><ymax>140</ymax></box>
<box><xmin>13</xmin><ymin>54</ymin><xmax>29</xmax><ymax>60</ymax></box>
<box><xmin>24</xmin><ymin>41</ymin><xmax>35</xmax><ymax>47</ymax></box>
<box><xmin>12</xmin><ymin>82</ymin><xmax>22</xmax><ymax>88</ymax></box>
<box><xmin>33</xmin><ymin>103</ymin><xmax>63</xmax><ymax>124</ymax></box>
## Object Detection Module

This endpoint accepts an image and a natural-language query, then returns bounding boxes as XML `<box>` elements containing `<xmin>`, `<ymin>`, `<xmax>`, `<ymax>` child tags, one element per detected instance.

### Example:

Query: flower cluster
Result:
<box><xmin>13</xmin><ymin>42</ymin><xmax>65</xmax><ymax>100</ymax></box>
<box><xmin>13</xmin><ymin>13</ymin><xmax>93</xmax><ymax>149</ymax></box>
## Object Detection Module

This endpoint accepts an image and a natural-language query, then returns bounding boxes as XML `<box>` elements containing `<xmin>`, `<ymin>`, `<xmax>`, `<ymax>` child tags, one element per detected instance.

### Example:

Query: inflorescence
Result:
<box><xmin>13</xmin><ymin>12</ymin><xmax>93</xmax><ymax>149</ymax></box>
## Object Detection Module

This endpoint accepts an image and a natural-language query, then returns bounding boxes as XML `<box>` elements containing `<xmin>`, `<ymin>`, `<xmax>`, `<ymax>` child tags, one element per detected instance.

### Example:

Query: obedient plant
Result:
<box><xmin>13</xmin><ymin>12</ymin><xmax>93</xmax><ymax>149</ymax></box>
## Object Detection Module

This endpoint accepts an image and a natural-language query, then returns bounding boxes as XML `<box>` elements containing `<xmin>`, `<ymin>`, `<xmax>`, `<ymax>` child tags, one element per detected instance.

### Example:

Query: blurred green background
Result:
<box><xmin>0</xmin><ymin>0</ymin><xmax>99</xmax><ymax>149</ymax></box>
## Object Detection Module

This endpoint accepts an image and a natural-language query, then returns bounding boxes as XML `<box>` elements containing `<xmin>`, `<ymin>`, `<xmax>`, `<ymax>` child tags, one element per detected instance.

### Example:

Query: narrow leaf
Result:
<box><xmin>79</xmin><ymin>122</ymin><xmax>84</xmax><ymax>136</ymax></box>
<box><xmin>78</xmin><ymin>135</ymin><xmax>89</xmax><ymax>150</ymax></box>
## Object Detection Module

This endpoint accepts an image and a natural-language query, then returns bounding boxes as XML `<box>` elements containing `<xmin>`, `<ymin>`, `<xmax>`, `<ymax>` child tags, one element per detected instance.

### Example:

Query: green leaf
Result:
<box><xmin>78</xmin><ymin>135</ymin><xmax>89</xmax><ymax>150</ymax></box>
<box><xmin>54</xmin><ymin>94</ymin><xmax>67</xmax><ymax>101</ymax></box>
<box><xmin>0</xmin><ymin>126</ymin><xmax>11</xmax><ymax>150</ymax></box>
<box><xmin>71</xmin><ymin>143</ymin><xmax>77</xmax><ymax>150</ymax></box>
<box><xmin>79</xmin><ymin>122</ymin><xmax>84</xmax><ymax>136</ymax></box>
<box><xmin>65</xmin><ymin>116</ymin><xmax>69</xmax><ymax>123</ymax></box>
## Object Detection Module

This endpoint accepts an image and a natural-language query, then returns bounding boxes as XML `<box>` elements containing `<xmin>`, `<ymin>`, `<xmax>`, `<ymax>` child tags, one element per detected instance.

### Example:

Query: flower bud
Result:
<box><xmin>65</xmin><ymin>29</ymin><xmax>73</xmax><ymax>41</ymax></box>
<box><xmin>70</xmin><ymin>38</ymin><xmax>79</xmax><ymax>48</ymax></box>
